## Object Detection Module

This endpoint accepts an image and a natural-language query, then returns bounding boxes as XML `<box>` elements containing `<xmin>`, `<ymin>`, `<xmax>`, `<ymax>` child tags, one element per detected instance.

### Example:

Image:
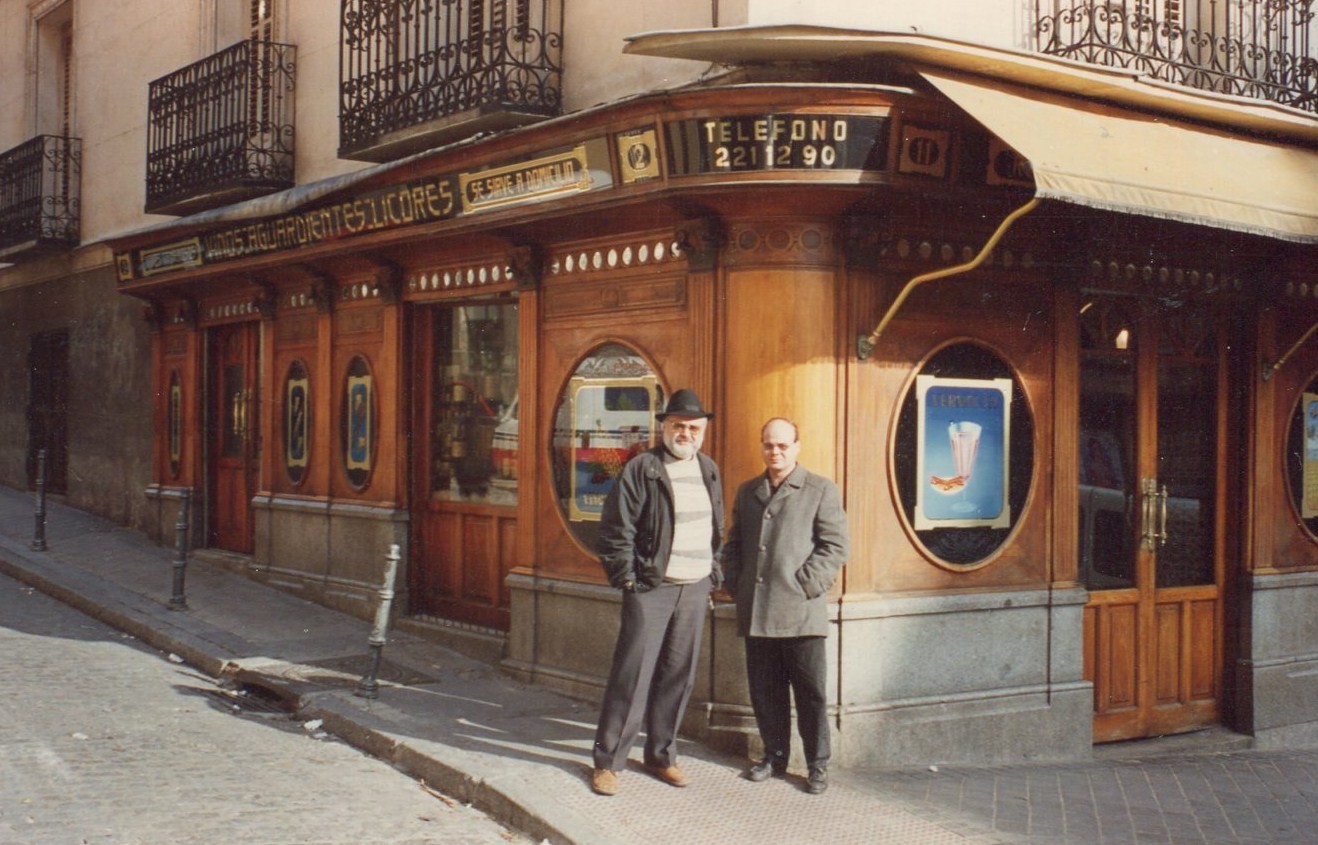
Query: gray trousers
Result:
<box><xmin>592</xmin><ymin>578</ymin><xmax>712</xmax><ymax>771</ymax></box>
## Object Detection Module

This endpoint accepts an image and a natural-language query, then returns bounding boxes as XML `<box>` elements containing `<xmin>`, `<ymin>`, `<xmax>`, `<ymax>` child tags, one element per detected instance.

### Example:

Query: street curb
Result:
<box><xmin>302</xmin><ymin>693</ymin><xmax>605</xmax><ymax>845</ymax></box>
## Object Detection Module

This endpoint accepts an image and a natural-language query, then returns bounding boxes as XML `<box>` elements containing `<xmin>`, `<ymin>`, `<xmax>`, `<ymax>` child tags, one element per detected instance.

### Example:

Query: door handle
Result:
<box><xmin>1140</xmin><ymin>478</ymin><xmax>1157</xmax><ymax>552</ymax></box>
<box><xmin>232</xmin><ymin>391</ymin><xmax>245</xmax><ymax>441</ymax></box>
<box><xmin>1156</xmin><ymin>483</ymin><xmax>1169</xmax><ymax>549</ymax></box>
<box><xmin>1140</xmin><ymin>478</ymin><xmax>1170</xmax><ymax>551</ymax></box>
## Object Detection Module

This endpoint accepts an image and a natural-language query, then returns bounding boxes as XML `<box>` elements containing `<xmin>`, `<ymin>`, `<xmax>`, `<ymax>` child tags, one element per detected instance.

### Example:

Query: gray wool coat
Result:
<box><xmin>722</xmin><ymin>464</ymin><xmax>850</xmax><ymax>638</ymax></box>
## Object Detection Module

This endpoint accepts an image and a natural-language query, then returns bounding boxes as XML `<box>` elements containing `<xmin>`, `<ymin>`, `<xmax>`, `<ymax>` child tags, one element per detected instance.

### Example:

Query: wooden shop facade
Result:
<box><xmin>107</xmin><ymin>57</ymin><xmax>1318</xmax><ymax>765</ymax></box>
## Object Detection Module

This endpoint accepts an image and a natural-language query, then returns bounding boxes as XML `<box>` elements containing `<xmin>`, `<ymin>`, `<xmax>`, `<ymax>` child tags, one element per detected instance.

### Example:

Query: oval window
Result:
<box><xmin>1285</xmin><ymin>376</ymin><xmax>1318</xmax><ymax>539</ymax></box>
<box><xmin>894</xmin><ymin>343</ymin><xmax>1034</xmax><ymax>567</ymax></box>
<box><xmin>550</xmin><ymin>343</ymin><xmax>665</xmax><ymax>551</ymax></box>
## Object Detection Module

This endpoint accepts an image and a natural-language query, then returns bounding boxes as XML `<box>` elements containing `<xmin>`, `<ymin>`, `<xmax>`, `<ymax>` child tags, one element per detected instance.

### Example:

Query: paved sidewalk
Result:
<box><xmin>2</xmin><ymin>485</ymin><xmax>1318</xmax><ymax>844</ymax></box>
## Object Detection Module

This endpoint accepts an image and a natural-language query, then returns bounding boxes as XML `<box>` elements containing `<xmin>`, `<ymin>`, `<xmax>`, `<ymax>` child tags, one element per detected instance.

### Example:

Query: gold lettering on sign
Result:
<box><xmin>139</xmin><ymin>238</ymin><xmax>203</xmax><ymax>276</ymax></box>
<box><xmin>460</xmin><ymin>145</ymin><xmax>594</xmax><ymax>213</ymax></box>
<box><xmin>617</xmin><ymin>128</ymin><xmax>660</xmax><ymax>184</ymax></box>
<box><xmin>898</xmin><ymin>125</ymin><xmax>951</xmax><ymax>179</ymax></box>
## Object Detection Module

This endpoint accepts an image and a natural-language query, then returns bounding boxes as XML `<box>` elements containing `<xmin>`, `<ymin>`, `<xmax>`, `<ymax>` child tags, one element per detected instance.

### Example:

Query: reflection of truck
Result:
<box><xmin>560</xmin><ymin>375</ymin><xmax>660</xmax><ymax>521</ymax></box>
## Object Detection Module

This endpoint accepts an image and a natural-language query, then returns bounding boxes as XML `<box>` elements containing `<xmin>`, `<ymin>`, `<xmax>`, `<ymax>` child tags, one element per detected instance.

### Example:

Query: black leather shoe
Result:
<box><xmin>745</xmin><ymin>759</ymin><xmax>786</xmax><ymax>782</ymax></box>
<box><xmin>806</xmin><ymin>767</ymin><xmax>828</xmax><ymax>795</ymax></box>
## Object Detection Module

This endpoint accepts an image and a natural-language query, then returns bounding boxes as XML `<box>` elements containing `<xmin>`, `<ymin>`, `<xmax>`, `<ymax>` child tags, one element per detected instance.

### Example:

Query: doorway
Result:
<box><xmin>207</xmin><ymin>322</ymin><xmax>259</xmax><ymax>553</ymax></box>
<box><xmin>410</xmin><ymin>300</ymin><xmax>520</xmax><ymax>629</ymax></box>
<box><xmin>1078</xmin><ymin>295</ymin><xmax>1234</xmax><ymax>743</ymax></box>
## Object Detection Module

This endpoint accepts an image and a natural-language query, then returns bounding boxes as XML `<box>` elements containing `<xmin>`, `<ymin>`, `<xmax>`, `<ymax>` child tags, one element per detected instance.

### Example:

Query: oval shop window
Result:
<box><xmin>550</xmin><ymin>343</ymin><xmax>665</xmax><ymax>551</ymax></box>
<box><xmin>1285</xmin><ymin>375</ymin><xmax>1318</xmax><ymax>541</ymax></box>
<box><xmin>894</xmin><ymin>343</ymin><xmax>1034</xmax><ymax>567</ymax></box>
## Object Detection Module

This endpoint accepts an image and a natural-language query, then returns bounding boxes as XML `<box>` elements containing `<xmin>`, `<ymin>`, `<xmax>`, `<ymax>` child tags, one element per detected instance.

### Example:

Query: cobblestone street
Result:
<box><xmin>0</xmin><ymin>572</ymin><xmax>530</xmax><ymax>845</ymax></box>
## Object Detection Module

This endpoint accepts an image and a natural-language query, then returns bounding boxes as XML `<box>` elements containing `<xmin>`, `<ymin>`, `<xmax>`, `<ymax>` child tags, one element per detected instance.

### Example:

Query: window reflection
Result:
<box><xmin>551</xmin><ymin>344</ymin><xmax>664</xmax><ymax>550</ymax></box>
<box><xmin>430</xmin><ymin>302</ymin><xmax>519</xmax><ymax>504</ymax></box>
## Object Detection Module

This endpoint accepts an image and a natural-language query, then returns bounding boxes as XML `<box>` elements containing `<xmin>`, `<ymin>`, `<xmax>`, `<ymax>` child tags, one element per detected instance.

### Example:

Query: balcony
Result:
<box><xmin>340</xmin><ymin>0</ymin><xmax>564</xmax><ymax>162</ymax></box>
<box><xmin>1036</xmin><ymin>0</ymin><xmax>1317</xmax><ymax>113</ymax></box>
<box><xmin>0</xmin><ymin>135</ymin><xmax>81</xmax><ymax>261</ymax></box>
<box><xmin>146</xmin><ymin>39</ymin><xmax>296</xmax><ymax>216</ymax></box>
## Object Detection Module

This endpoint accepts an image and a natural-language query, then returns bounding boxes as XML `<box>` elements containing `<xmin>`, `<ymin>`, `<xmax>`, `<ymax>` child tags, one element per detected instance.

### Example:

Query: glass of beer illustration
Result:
<box><xmin>943</xmin><ymin>420</ymin><xmax>981</xmax><ymax>513</ymax></box>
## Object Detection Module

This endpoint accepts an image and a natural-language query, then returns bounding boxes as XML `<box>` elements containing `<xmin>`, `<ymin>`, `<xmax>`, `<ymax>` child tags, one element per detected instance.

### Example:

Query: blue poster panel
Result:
<box><xmin>915</xmin><ymin>376</ymin><xmax>1012</xmax><ymax>530</ymax></box>
<box><xmin>346</xmin><ymin>374</ymin><xmax>372</xmax><ymax>472</ymax></box>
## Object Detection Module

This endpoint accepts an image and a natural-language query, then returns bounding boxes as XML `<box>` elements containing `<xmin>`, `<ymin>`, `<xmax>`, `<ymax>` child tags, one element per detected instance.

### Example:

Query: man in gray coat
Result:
<box><xmin>722</xmin><ymin>417</ymin><xmax>849</xmax><ymax>794</ymax></box>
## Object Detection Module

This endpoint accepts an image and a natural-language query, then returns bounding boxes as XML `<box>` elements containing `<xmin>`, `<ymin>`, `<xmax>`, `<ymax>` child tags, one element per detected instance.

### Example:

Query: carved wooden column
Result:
<box><xmin>719</xmin><ymin>216</ymin><xmax>843</xmax><ymax>488</ymax></box>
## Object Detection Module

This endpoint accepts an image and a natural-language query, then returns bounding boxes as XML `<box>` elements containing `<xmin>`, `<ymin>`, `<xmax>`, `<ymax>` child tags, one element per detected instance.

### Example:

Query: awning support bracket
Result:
<box><xmin>1262</xmin><ymin>319</ymin><xmax>1318</xmax><ymax>382</ymax></box>
<box><xmin>856</xmin><ymin>197</ymin><xmax>1040</xmax><ymax>360</ymax></box>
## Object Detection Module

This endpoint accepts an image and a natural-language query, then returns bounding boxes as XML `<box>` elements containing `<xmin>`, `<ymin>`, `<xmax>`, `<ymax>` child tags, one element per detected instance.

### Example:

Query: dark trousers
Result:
<box><xmin>744</xmin><ymin>635</ymin><xmax>830</xmax><ymax>770</ymax></box>
<box><xmin>593</xmin><ymin>578</ymin><xmax>712</xmax><ymax>771</ymax></box>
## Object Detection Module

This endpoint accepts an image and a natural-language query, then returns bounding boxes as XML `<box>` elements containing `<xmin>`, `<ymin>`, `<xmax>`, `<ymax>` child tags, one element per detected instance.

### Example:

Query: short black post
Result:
<box><xmin>169</xmin><ymin>489</ymin><xmax>191</xmax><ymax>610</ymax></box>
<box><xmin>356</xmin><ymin>543</ymin><xmax>401</xmax><ymax>699</ymax></box>
<box><xmin>31</xmin><ymin>448</ymin><xmax>48</xmax><ymax>551</ymax></box>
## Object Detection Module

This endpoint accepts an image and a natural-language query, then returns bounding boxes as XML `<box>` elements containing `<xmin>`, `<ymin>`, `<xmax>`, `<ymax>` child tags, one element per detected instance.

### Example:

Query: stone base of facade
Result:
<box><xmin>144</xmin><ymin>490</ymin><xmax>411</xmax><ymax>625</ymax></box>
<box><xmin>1240</xmin><ymin>570</ymin><xmax>1318</xmax><ymax>750</ymax></box>
<box><xmin>505</xmin><ymin>572</ymin><xmax>1094</xmax><ymax>768</ymax></box>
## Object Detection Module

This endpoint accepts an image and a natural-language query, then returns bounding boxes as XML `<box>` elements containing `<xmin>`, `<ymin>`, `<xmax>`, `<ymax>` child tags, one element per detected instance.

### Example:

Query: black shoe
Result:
<box><xmin>745</xmin><ymin>759</ymin><xmax>787</xmax><ymax>782</ymax></box>
<box><xmin>806</xmin><ymin>767</ymin><xmax>828</xmax><ymax>795</ymax></box>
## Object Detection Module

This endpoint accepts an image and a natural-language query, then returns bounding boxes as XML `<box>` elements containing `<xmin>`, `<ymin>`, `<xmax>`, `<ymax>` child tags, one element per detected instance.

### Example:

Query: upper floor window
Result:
<box><xmin>33</xmin><ymin>2</ymin><xmax>74</xmax><ymax>137</ymax></box>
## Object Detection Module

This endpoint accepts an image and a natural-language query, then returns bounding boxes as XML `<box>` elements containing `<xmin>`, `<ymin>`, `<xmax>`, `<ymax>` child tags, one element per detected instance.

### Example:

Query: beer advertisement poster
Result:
<box><xmin>915</xmin><ymin>376</ymin><xmax>1012</xmax><ymax>530</ymax></box>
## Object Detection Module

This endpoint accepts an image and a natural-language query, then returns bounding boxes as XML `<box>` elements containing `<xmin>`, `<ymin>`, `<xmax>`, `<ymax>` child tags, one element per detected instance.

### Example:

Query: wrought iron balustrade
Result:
<box><xmin>0</xmin><ymin>135</ymin><xmax>81</xmax><ymax>258</ymax></box>
<box><xmin>146</xmin><ymin>38</ymin><xmax>296</xmax><ymax>216</ymax></box>
<box><xmin>340</xmin><ymin>0</ymin><xmax>564</xmax><ymax>161</ymax></box>
<box><xmin>1036</xmin><ymin>0</ymin><xmax>1317</xmax><ymax>113</ymax></box>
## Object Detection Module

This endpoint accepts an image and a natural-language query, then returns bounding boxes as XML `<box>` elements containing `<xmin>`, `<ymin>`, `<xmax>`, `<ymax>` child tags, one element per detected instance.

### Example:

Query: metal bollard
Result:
<box><xmin>356</xmin><ymin>543</ymin><xmax>401</xmax><ymax>699</ymax></box>
<box><xmin>31</xmin><ymin>447</ymin><xmax>48</xmax><ymax>551</ymax></box>
<box><xmin>169</xmin><ymin>489</ymin><xmax>191</xmax><ymax>610</ymax></box>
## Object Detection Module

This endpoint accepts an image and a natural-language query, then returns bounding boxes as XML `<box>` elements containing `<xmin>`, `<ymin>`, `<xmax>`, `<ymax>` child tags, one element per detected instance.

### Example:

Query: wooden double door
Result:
<box><xmin>1079</xmin><ymin>296</ymin><xmax>1234</xmax><ymax>743</ymax></box>
<box><xmin>208</xmin><ymin>322</ymin><xmax>259</xmax><ymax>553</ymax></box>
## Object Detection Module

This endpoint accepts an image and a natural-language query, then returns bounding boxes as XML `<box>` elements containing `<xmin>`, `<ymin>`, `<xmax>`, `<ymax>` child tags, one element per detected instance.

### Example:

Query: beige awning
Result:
<box><xmin>921</xmin><ymin>70</ymin><xmax>1318</xmax><ymax>244</ymax></box>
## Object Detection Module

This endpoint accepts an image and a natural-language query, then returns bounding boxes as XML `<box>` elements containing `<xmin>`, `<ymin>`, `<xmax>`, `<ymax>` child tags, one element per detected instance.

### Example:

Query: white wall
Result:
<box><xmin>742</xmin><ymin>0</ymin><xmax>1027</xmax><ymax>50</ymax></box>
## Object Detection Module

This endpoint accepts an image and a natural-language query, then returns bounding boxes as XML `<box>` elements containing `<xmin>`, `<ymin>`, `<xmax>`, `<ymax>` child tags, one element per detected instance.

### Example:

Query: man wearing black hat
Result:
<box><xmin>590</xmin><ymin>388</ymin><xmax>724</xmax><ymax>796</ymax></box>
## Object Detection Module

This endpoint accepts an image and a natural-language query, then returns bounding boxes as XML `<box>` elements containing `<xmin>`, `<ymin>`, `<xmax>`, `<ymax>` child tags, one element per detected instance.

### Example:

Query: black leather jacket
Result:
<box><xmin>596</xmin><ymin>446</ymin><xmax>725</xmax><ymax>591</ymax></box>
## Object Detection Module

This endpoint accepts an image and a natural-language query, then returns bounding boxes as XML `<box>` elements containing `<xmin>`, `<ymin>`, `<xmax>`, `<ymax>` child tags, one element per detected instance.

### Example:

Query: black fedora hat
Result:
<box><xmin>656</xmin><ymin>388</ymin><xmax>714</xmax><ymax>420</ymax></box>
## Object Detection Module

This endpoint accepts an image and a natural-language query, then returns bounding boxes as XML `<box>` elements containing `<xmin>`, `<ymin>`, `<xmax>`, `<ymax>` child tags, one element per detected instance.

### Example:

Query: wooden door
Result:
<box><xmin>410</xmin><ymin>302</ymin><xmax>520</xmax><ymax>629</ymax></box>
<box><xmin>1079</xmin><ymin>297</ymin><xmax>1229</xmax><ymax>743</ymax></box>
<box><xmin>208</xmin><ymin>322</ymin><xmax>259</xmax><ymax>553</ymax></box>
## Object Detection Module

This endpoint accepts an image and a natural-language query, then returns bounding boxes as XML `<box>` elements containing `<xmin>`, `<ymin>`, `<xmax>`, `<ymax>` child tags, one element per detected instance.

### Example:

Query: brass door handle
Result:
<box><xmin>1140</xmin><ymin>478</ymin><xmax>1170</xmax><ymax>551</ymax></box>
<box><xmin>1156</xmin><ymin>483</ymin><xmax>1169</xmax><ymax>549</ymax></box>
<box><xmin>1140</xmin><ymin>478</ymin><xmax>1157</xmax><ymax>552</ymax></box>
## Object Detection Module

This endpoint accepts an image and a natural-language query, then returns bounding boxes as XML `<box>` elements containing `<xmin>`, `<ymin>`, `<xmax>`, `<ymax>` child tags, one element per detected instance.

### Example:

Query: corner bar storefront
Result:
<box><xmin>108</xmin><ymin>69</ymin><xmax>1318</xmax><ymax>766</ymax></box>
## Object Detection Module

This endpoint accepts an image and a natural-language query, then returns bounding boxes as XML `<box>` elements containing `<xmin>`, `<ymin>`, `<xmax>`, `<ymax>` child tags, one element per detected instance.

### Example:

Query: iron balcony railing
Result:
<box><xmin>1036</xmin><ymin>0</ymin><xmax>1317</xmax><ymax>113</ymax></box>
<box><xmin>146</xmin><ymin>38</ymin><xmax>296</xmax><ymax>216</ymax></box>
<box><xmin>0</xmin><ymin>135</ymin><xmax>81</xmax><ymax>258</ymax></box>
<box><xmin>340</xmin><ymin>0</ymin><xmax>564</xmax><ymax>161</ymax></box>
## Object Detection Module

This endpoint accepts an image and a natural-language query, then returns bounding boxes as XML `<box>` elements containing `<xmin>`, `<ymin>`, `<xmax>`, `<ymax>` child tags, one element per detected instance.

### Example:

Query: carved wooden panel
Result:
<box><xmin>1154</xmin><ymin>603</ymin><xmax>1181</xmax><ymax>705</ymax></box>
<box><xmin>543</xmin><ymin>276</ymin><xmax>686</xmax><ymax>320</ymax></box>
<box><xmin>412</xmin><ymin>502</ymin><xmax>517</xmax><ymax>630</ymax></box>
